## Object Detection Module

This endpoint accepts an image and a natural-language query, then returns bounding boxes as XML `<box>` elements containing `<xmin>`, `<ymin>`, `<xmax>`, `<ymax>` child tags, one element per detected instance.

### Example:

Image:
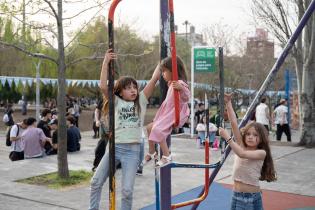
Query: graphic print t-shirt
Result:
<box><xmin>115</xmin><ymin>91</ymin><xmax>148</xmax><ymax>144</ymax></box>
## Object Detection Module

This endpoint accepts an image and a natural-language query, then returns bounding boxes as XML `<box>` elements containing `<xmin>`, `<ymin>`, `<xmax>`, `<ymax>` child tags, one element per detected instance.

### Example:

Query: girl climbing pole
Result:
<box><xmin>88</xmin><ymin>49</ymin><xmax>161</xmax><ymax>210</ymax></box>
<box><xmin>143</xmin><ymin>56</ymin><xmax>190</xmax><ymax>167</ymax></box>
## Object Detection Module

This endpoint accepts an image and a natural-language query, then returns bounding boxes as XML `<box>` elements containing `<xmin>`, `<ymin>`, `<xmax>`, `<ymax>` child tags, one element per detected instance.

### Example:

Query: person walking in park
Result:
<box><xmin>3</xmin><ymin>103</ymin><xmax>15</xmax><ymax>127</ymax></box>
<box><xmin>21</xmin><ymin>96</ymin><xmax>27</xmax><ymax>115</ymax></box>
<box><xmin>88</xmin><ymin>49</ymin><xmax>160</xmax><ymax>210</ymax></box>
<box><xmin>219</xmin><ymin>93</ymin><xmax>276</xmax><ymax>210</ymax></box>
<box><xmin>273</xmin><ymin>98</ymin><xmax>291</xmax><ymax>142</ymax></box>
<box><xmin>255</xmin><ymin>97</ymin><xmax>270</xmax><ymax>131</ymax></box>
<box><xmin>143</xmin><ymin>56</ymin><xmax>190</xmax><ymax>167</ymax></box>
<box><xmin>92</xmin><ymin>106</ymin><xmax>100</xmax><ymax>139</ymax></box>
<box><xmin>73</xmin><ymin>99</ymin><xmax>80</xmax><ymax>127</ymax></box>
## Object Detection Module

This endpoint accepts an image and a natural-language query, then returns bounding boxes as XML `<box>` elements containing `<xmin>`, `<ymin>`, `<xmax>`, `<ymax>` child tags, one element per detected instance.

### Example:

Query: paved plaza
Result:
<box><xmin>0</xmin><ymin>129</ymin><xmax>314</xmax><ymax>210</ymax></box>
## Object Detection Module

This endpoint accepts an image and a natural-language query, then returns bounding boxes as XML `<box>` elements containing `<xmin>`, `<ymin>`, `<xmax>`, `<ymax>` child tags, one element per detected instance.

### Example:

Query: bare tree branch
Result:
<box><xmin>251</xmin><ymin>0</ymin><xmax>293</xmax><ymax>45</ymax></box>
<box><xmin>64</xmin><ymin>4</ymin><xmax>106</xmax><ymax>48</ymax></box>
<box><xmin>66</xmin><ymin>54</ymin><xmax>103</xmax><ymax>67</ymax></box>
<box><xmin>10</xmin><ymin>15</ymin><xmax>58</xmax><ymax>37</ymax></box>
<box><xmin>275</xmin><ymin>0</ymin><xmax>292</xmax><ymax>38</ymax></box>
<box><xmin>43</xmin><ymin>0</ymin><xmax>58</xmax><ymax>21</ymax></box>
<box><xmin>63</xmin><ymin>4</ymin><xmax>104</xmax><ymax>20</ymax></box>
<box><xmin>0</xmin><ymin>40</ymin><xmax>57</xmax><ymax>63</ymax></box>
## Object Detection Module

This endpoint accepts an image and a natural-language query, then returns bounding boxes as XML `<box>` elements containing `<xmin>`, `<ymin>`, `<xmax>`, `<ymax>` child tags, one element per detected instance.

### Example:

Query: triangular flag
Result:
<box><xmin>7</xmin><ymin>78</ymin><xmax>13</xmax><ymax>87</ymax></box>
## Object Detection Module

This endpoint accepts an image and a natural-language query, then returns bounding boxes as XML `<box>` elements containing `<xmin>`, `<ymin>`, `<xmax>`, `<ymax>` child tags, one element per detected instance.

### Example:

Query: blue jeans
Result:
<box><xmin>88</xmin><ymin>143</ymin><xmax>140</xmax><ymax>210</ymax></box>
<box><xmin>138</xmin><ymin>138</ymin><xmax>144</xmax><ymax>170</ymax></box>
<box><xmin>231</xmin><ymin>191</ymin><xmax>263</xmax><ymax>210</ymax></box>
<box><xmin>209</xmin><ymin>132</ymin><xmax>216</xmax><ymax>144</ymax></box>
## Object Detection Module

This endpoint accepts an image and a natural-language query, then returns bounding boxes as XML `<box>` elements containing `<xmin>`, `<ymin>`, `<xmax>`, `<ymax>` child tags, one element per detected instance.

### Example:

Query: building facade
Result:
<box><xmin>176</xmin><ymin>25</ymin><xmax>207</xmax><ymax>46</ymax></box>
<box><xmin>246</xmin><ymin>28</ymin><xmax>274</xmax><ymax>60</ymax></box>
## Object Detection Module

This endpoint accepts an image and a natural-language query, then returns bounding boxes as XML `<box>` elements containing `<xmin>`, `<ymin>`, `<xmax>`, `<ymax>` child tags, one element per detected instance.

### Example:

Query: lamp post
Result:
<box><xmin>182</xmin><ymin>20</ymin><xmax>191</xmax><ymax>43</ymax></box>
<box><xmin>34</xmin><ymin>60</ymin><xmax>41</xmax><ymax>121</ymax></box>
<box><xmin>33</xmin><ymin>54</ymin><xmax>44</xmax><ymax>121</ymax></box>
<box><xmin>247</xmin><ymin>73</ymin><xmax>254</xmax><ymax>105</ymax></box>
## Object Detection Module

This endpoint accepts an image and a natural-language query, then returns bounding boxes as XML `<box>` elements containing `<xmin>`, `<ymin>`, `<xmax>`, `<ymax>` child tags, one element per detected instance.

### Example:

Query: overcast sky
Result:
<box><xmin>109</xmin><ymin>0</ymin><xmax>254</xmax><ymax>39</ymax></box>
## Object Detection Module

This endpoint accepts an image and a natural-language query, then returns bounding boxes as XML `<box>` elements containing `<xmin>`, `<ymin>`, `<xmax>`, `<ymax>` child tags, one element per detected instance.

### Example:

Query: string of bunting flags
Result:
<box><xmin>0</xmin><ymin>76</ymin><xmax>149</xmax><ymax>89</ymax></box>
<box><xmin>0</xmin><ymin>76</ymin><xmax>284</xmax><ymax>96</ymax></box>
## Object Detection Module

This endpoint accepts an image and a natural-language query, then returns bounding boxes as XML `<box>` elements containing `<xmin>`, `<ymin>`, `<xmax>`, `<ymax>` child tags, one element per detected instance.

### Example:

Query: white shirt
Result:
<box><xmin>255</xmin><ymin>103</ymin><xmax>269</xmax><ymax>125</ymax></box>
<box><xmin>196</xmin><ymin>123</ymin><xmax>217</xmax><ymax>132</ymax></box>
<box><xmin>273</xmin><ymin>105</ymin><xmax>288</xmax><ymax>124</ymax></box>
<box><xmin>196</xmin><ymin>123</ymin><xmax>206</xmax><ymax>132</ymax></box>
<box><xmin>10</xmin><ymin>124</ymin><xmax>25</xmax><ymax>152</ymax></box>
<box><xmin>115</xmin><ymin>91</ymin><xmax>148</xmax><ymax>144</ymax></box>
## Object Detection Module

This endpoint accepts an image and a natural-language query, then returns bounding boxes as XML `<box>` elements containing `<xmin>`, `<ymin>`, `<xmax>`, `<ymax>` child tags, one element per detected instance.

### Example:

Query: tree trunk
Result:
<box><xmin>295</xmin><ymin>0</ymin><xmax>305</xmax><ymax>132</ymax></box>
<box><xmin>57</xmin><ymin>0</ymin><xmax>69</xmax><ymax>178</ymax></box>
<box><xmin>299</xmin><ymin>8</ymin><xmax>315</xmax><ymax>147</ymax></box>
<box><xmin>300</xmin><ymin>63</ymin><xmax>315</xmax><ymax>147</ymax></box>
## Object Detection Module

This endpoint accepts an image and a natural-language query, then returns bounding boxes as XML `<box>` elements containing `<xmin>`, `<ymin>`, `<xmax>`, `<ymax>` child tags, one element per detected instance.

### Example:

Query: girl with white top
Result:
<box><xmin>219</xmin><ymin>93</ymin><xmax>276</xmax><ymax>210</ymax></box>
<box><xmin>88</xmin><ymin>49</ymin><xmax>160</xmax><ymax>210</ymax></box>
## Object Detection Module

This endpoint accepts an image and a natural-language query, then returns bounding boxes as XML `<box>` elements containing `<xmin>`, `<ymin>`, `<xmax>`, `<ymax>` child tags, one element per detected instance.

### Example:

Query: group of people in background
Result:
<box><xmin>5</xmin><ymin>106</ymin><xmax>81</xmax><ymax>161</ymax></box>
<box><xmin>192</xmin><ymin>95</ymin><xmax>292</xmax><ymax>148</ymax></box>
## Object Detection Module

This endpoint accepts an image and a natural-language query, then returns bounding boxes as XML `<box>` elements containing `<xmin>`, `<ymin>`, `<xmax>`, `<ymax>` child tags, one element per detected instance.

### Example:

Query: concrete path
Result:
<box><xmin>0</xmin><ymin>129</ymin><xmax>314</xmax><ymax>210</ymax></box>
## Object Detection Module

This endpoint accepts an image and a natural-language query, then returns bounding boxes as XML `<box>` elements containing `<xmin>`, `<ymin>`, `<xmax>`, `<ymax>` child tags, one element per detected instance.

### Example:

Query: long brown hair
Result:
<box><xmin>102</xmin><ymin>76</ymin><xmax>141</xmax><ymax>115</ymax></box>
<box><xmin>160</xmin><ymin>56</ymin><xmax>187</xmax><ymax>82</ymax></box>
<box><xmin>241</xmin><ymin>122</ymin><xmax>277</xmax><ymax>182</ymax></box>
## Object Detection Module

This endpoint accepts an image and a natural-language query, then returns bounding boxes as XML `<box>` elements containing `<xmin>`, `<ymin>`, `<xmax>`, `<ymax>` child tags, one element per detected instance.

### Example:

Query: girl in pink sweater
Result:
<box><xmin>144</xmin><ymin>56</ymin><xmax>190</xmax><ymax>167</ymax></box>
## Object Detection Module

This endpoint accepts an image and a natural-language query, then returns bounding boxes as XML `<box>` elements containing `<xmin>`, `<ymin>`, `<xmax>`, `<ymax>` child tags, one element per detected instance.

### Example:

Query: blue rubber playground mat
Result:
<box><xmin>140</xmin><ymin>182</ymin><xmax>232</xmax><ymax>210</ymax></box>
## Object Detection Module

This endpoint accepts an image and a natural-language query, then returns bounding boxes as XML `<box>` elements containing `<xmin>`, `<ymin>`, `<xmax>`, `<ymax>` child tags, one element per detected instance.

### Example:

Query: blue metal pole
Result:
<box><xmin>285</xmin><ymin>69</ymin><xmax>291</xmax><ymax>125</ymax></box>
<box><xmin>191</xmin><ymin>1</ymin><xmax>315</xmax><ymax>209</ymax></box>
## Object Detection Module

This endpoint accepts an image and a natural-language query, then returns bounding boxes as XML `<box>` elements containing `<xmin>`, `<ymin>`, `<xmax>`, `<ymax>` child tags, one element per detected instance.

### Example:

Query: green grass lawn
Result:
<box><xmin>16</xmin><ymin>170</ymin><xmax>93</xmax><ymax>190</ymax></box>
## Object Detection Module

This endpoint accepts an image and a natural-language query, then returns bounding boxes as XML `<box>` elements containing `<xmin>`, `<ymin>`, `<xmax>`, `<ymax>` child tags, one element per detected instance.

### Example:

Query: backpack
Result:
<box><xmin>6</xmin><ymin>124</ymin><xmax>19</xmax><ymax>147</ymax></box>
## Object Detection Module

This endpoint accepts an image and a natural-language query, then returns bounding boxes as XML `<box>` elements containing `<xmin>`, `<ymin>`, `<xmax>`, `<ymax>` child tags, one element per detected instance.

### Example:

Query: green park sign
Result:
<box><xmin>193</xmin><ymin>47</ymin><xmax>216</xmax><ymax>72</ymax></box>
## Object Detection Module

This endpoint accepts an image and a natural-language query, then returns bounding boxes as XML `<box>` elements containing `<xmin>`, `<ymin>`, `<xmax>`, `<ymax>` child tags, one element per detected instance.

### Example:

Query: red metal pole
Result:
<box><xmin>168</xmin><ymin>0</ymin><xmax>180</xmax><ymax>127</ymax></box>
<box><xmin>171</xmin><ymin>140</ymin><xmax>210</xmax><ymax>209</ymax></box>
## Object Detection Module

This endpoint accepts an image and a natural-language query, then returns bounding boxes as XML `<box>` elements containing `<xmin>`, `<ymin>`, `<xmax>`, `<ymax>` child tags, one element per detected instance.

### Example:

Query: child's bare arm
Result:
<box><xmin>143</xmin><ymin>64</ymin><xmax>161</xmax><ymax>99</ymax></box>
<box><xmin>171</xmin><ymin>81</ymin><xmax>190</xmax><ymax>102</ymax></box>
<box><xmin>99</xmin><ymin>49</ymin><xmax>116</xmax><ymax>99</ymax></box>
<box><xmin>219</xmin><ymin>128</ymin><xmax>266</xmax><ymax>160</ymax></box>
<box><xmin>224</xmin><ymin>93</ymin><xmax>242</xmax><ymax>145</ymax></box>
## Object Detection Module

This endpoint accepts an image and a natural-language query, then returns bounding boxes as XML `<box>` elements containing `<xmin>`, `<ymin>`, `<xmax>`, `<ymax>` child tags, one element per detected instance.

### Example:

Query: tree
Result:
<box><xmin>0</xmin><ymin>0</ymin><xmax>111</xmax><ymax>178</ymax></box>
<box><xmin>67</xmin><ymin>18</ymin><xmax>160</xmax><ymax>81</ymax></box>
<box><xmin>251</xmin><ymin>0</ymin><xmax>315</xmax><ymax>147</ymax></box>
<box><xmin>202</xmin><ymin>21</ymin><xmax>236</xmax><ymax>56</ymax></box>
